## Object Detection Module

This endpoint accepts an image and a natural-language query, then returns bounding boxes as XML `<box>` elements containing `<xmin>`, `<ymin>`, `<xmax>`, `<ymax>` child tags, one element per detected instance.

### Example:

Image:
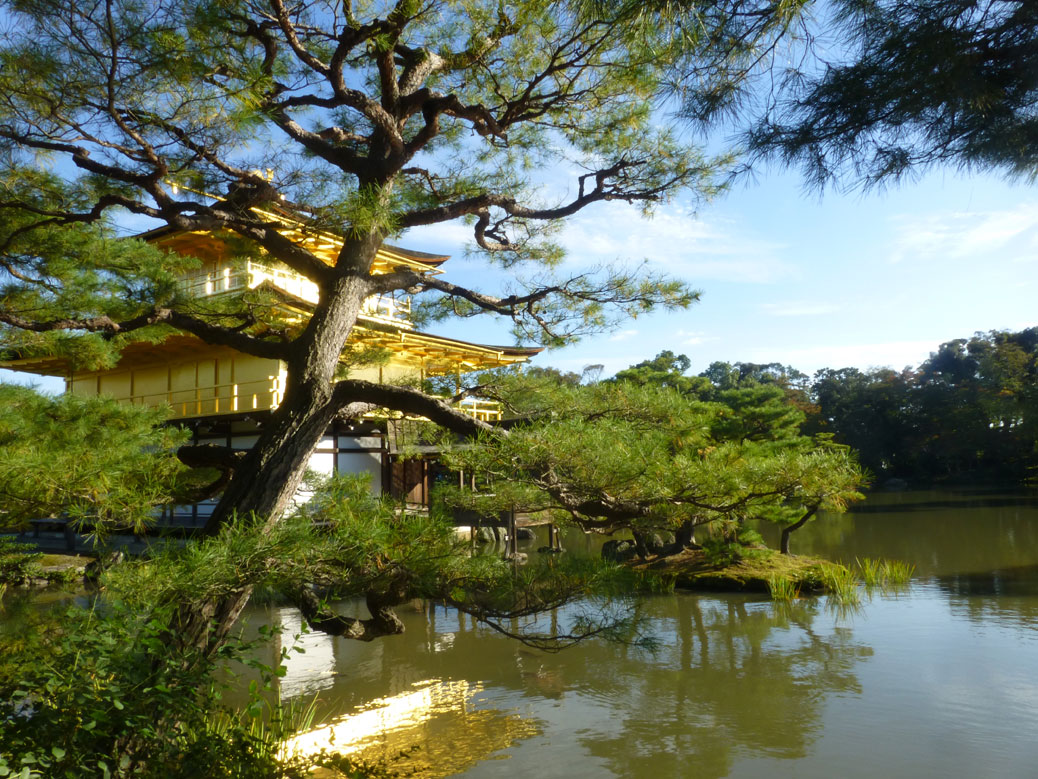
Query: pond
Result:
<box><xmin>232</xmin><ymin>488</ymin><xmax>1038</xmax><ymax>777</ymax></box>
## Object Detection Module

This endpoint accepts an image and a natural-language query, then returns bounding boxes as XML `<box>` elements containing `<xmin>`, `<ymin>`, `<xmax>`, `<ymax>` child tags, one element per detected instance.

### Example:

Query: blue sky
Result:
<box><xmin>405</xmin><ymin>164</ymin><xmax>1038</xmax><ymax>379</ymax></box>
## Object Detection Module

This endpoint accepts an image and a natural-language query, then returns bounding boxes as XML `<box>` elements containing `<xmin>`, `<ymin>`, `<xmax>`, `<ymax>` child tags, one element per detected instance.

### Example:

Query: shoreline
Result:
<box><xmin>626</xmin><ymin>548</ymin><xmax>848</xmax><ymax>594</ymax></box>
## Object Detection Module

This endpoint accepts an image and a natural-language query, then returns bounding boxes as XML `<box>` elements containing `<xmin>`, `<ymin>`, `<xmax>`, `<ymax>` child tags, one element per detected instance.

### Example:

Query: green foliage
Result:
<box><xmin>856</xmin><ymin>556</ymin><xmax>883</xmax><ymax>588</ymax></box>
<box><xmin>0</xmin><ymin>386</ymin><xmax>191</xmax><ymax>535</ymax></box>
<box><xmin>767</xmin><ymin>574</ymin><xmax>800</xmax><ymax>602</ymax></box>
<box><xmin>700</xmin><ymin>535</ymin><xmax>741</xmax><ymax>567</ymax></box>
<box><xmin>103</xmin><ymin>474</ymin><xmax>652</xmax><ymax>655</ymax></box>
<box><xmin>744</xmin><ymin>0</ymin><xmax>1038</xmax><ymax>187</ymax></box>
<box><xmin>436</xmin><ymin>371</ymin><xmax>865</xmax><ymax>553</ymax></box>
<box><xmin>855</xmin><ymin>557</ymin><xmax>914</xmax><ymax>590</ymax></box>
<box><xmin>610</xmin><ymin>350</ymin><xmax>711</xmax><ymax>396</ymax></box>
<box><xmin>0</xmin><ymin>599</ymin><xmax>332</xmax><ymax>779</ymax></box>
<box><xmin>0</xmin><ymin>537</ymin><xmax>42</xmax><ymax>585</ymax></box>
<box><xmin>808</xmin><ymin>327</ymin><xmax>1038</xmax><ymax>483</ymax></box>
<box><xmin>0</xmin><ymin>0</ymin><xmax>758</xmax><ymax>351</ymax></box>
<box><xmin>609</xmin><ymin>352</ymin><xmax>814</xmax><ymax>431</ymax></box>
<box><xmin>0</xmin><ymin>170</ymin><xmax>194</xmax><ymax>370</ymax></box>
<box><xmin>288</xmin><ymin>476</ymin><xmax>662</xmax><ymax>649</ymax></box>
<box><xmin>818</xmin><ymin>563</ymin><xmax>861</xmax><ymax>606</ymax></box>
<box><xmin>0</xmin><ymin>471</ymin><xmax>649</xmax><ymax>777</ymax></box>
<box><xmin>882</xmin><ymin>560</ymin><xmax>915</xmax><ymax>588</ymax></box>
<box><xmin>699</xmin><ymin>525</ymin><xmax>769</xmax><ymax>567</ymax></box>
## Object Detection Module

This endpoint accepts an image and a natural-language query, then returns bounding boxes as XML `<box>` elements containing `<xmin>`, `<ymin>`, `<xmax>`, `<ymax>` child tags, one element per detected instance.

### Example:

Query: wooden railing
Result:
<box><xmin>124</xmin><ymin>376</ymin><xmax>284</xmax><ymax>418</ymax></box>
<box><xmin>121</xmin><ymin>376</ymin><xmax>501</xmax><ymax>423</ymax></box>
<box><xmin>177</xmin><ymin>261</ymin><xmax>413</xmax><ymax>327</ymax></box>
<box><xmin>453</xmin><ymin>397</ymin><xmax>502</xmax><ymax>422</ymax></box>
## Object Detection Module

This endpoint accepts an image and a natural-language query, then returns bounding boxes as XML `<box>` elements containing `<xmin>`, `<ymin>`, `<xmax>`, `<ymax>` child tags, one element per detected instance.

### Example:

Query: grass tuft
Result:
<box><xmin>820</xmin><ymin>563</ymin><xmax>860</xmax><ymax>606</ymax></box>
<box><xmin>856</xmin><ymin>557</ymin><xmax>884</xmax><ymax>587</ymax></box>
<box><xmin>882</xmin><ymin>559</ymin><xmax>914</xmax><ymax>588</ymax></box>
<box><xmin>767</xmin><ymin>575</ymin><xmax>800</xmax><ymax>602</ymax></box>
<box><xmin>855</xmin><ymin>557</ymin><xmax>915</xmax><ymax>591</ymax></box>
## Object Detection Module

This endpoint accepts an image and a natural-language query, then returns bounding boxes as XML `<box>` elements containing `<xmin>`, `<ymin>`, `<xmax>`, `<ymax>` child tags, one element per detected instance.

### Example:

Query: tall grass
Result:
<box><xmin>883</xmin><ymin>559</ymin><xmax>915</xmax><ymax>587</ymax></box>
<box><xmin>767</xmin><ymin>575</ymin><xmax>800</xmax><ymax>602</ymax></box>
<box><xmin>857</xmin><ymin>557</ymin><xmax>884</xmax><ymax>587</ymax></box>
<box><xmin>820</xmin><ymin>563</ymin><xmax>861</xmax><ymax>606</ymax></box>
<box><xmin>855</xmin><ymin>557</ymin><xmax>915</xmax><ymax>591</ymax></box>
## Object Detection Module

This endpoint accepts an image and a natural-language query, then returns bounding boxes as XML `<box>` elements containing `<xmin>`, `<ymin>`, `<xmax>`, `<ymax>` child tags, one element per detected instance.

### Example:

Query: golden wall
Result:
<box><xmin>68</xmin><ymin>352</ymin><xmax>286</xmax><ymax>419</ymax></box>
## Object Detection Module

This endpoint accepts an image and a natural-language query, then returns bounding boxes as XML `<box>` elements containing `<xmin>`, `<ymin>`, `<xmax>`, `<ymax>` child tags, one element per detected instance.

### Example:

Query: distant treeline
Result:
<box><xmin>802</xmin><ymin>328</ymin><xmax>1038</xmax><ymax>485</ymax></box>
<box><xmin>538</xmin><ymin>327</ymin><xmax>1038</xmax><ymax>486</ymax></box>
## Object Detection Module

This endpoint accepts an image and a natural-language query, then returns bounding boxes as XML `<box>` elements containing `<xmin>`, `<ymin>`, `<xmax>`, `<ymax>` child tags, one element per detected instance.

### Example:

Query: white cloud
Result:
<box><xmin>674</xmin><ymin>329</ymin><xmax>714</xmax><ymax>346</ymax></box>
<box><xmin>558</xmin><ymin>203</ymin><xmax>794</xmax><ymax>283</ymax></box>
<box><xmin>399</xmin><ymin>221</ymin><xmax>473</xmax><ymax>253</ymax></box>
<box><xmin>760</xmin><ymin>301</ymin><xmax>840</xmax><ymax>317</ymax></box>
<box><xmin>888</xmin><ymin>203</ymin><xmax>1038</xmax><ymax>264</ymax></box>
<box><xmin>608</xmin><ymin>329</ymin><xmax>639</xmax><ymax>342</ymax></box>
<box><xmin>401</xmin><ymin>201</ymin><xmax>796</xmax><ymax>285</ymax></box>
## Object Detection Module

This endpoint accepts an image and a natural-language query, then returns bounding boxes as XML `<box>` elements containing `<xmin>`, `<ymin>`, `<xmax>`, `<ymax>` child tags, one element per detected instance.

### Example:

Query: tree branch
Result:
<box><xmin>331</xmin><ymin>379</ymin><xmax>501</xmax><ymax>439</ymax></box>
<box><xmin>397</xmin><ymin>158</ymin><xmax>676</xmax><ymax>241</ymax></box>
<box><xmin>0</xmin><ymin>307</ymin><xmax>291</xmax><ymax>361</ymax></box>
<box><xmin>173</xmin><ymin>444</ymin><xmax>248</xmax><ymax>503</ymax></box>
<box><xmin>287</xmin><ymin>585</ymin><xmax>405</xmax><ymax>641</ymax></box>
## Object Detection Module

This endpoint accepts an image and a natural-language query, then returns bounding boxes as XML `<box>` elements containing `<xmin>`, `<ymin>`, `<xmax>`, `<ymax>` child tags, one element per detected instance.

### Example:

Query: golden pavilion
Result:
<box><xmin>0</xmin><ymin>213</ymin><xmax>539</xmax><ymax>517</ymax></box>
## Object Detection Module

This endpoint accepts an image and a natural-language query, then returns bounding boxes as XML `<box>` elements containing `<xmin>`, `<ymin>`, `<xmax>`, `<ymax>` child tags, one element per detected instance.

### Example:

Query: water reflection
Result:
<box><xmin>760</xmin><ymin>488</ymin><xmax>1038</xmax><ymax>577</ymax></box>
<box><xmin>9</xmin><ymin>490</ymin><xmax>1038</xmax><ymax>776</ymax></box>
<box><xmin>241</xmin><ymin>593</ymin><xmax>872</xmax><ymax>778</ymax></box>
<box><xmin>277</xmin><ymin>606</ymin><xmax>338</xmax><ymax>698</ymax></box>
<box><xmin>937</xmin><ymin>565</ymin><xmax>1038</xmax><ymax>630</ymax></box>
<box><xmin>282</xmin><ymin>679</ymin><xmax>540</xmax><ymax>777</ymax></box>
<box><xmin>572</xmin><ymin>597</ymin><xmax>870</xmax><ymax>779</ymax></box>
<box><xmin>219</xmin><ymin>489</ymin><xmax>1038</xmax><ymax>776</ymax></box>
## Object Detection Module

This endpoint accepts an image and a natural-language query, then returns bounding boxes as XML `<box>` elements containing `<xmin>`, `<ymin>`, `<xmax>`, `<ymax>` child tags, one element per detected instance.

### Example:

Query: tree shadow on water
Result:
<box><xmin>574</xmin><ymin>595</ymin><xmax>872</xmax><ymax>779</ymax></box>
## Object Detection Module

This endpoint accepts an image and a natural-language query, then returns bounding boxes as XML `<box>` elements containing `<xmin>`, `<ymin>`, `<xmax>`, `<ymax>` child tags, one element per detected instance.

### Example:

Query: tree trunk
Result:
<box><xmin>674</xmin><ymin>520</ymin><xmax>696</xmax><ymax>549</ymax></box>
<box><xmin>631</xmin><ymin>529</ymin><xmax>650</xmax><ymax>560</ymax></box>
<box><xmin>779</xmin><ymin>507</ymin><xmax>818</xmax><ymax>555</ymax></box>
<box><xmin>177</xmin><ymin>241</ymin><xmax>379</xmax><ymax>657</ymax></box>
<box><xmin>204</xmin><ymin>269</ymin><xmax>371</xmax><ymax>533</ymax></box>
<box><xmin>202</xmin><ymin>388</ymin><xmax>341</xmax><ymax>533</ymax></box>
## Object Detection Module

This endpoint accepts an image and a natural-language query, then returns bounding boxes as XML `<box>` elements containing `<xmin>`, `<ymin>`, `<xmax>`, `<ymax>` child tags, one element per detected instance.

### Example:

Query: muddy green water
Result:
<box><xmin>232</xmin><ymin>488</ymin><xmax>1038</xmax><ymax>777</ymax></box>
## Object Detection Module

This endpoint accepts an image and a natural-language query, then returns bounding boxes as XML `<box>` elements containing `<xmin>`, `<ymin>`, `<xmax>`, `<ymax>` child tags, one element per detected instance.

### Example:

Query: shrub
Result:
<box><xmin>0</xmin><ymin>538</ymin><xmax>42</xmax><ymax>585</ymax></box>
<box><xmin>0</xmin><ymin>600</ymin><xmax>345</xmax><ymax>778</ymax></box>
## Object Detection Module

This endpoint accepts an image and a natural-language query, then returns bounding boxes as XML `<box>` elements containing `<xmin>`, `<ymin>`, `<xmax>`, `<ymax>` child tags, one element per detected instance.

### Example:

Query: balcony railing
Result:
<box><xmin>123</xmin><ymin>376</ymin><xmax>285</xmax><ymax>419</ymax></box>
<box><xmin>453</xmin><ymin>397</ymin><xmax>503</xmax><ymax>422</ymax></box>
<box><xmin>178</xmin><ymin>261</ymin><xmax>413</xmax><ymax>328</ymax></box>
<box><xmin>120</xmin><ymin>377</ymin><xmax>501</xmax><ymax>423</ymax></box>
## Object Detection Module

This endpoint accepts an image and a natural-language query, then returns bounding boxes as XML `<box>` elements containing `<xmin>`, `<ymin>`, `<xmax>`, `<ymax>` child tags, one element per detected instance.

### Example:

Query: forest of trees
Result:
<box><xmin>614</xmin><ymin>327</ymin><xmax>1038</xmax><ymax>487</ymax></box>
<box><xmin>808</xmin><ymin>328</ymin><xmax>1038</xmax><ymax>484</ymax></box>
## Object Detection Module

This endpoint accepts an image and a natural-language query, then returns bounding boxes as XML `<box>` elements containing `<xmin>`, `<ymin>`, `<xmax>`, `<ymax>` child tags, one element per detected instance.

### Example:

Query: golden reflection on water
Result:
<box><xmin>281</xmin><ymin>678</ymin><xmax>540</xmax><ymax>777</ymax></box>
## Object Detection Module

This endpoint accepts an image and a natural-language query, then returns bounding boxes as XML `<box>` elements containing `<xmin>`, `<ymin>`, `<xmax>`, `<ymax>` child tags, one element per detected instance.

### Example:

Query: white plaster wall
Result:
<box><xmin>336</xmin><ymin>451</ymin><xmax>382</xmax><ymax>494</ymax></box>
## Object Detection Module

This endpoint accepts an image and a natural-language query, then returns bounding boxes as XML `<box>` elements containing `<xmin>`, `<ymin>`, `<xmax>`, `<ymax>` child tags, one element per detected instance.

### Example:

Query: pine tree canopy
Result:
<box><xmin>736</xmin><ymin>0</ymin><xmax>1038</xmax><ymax>187</ymax></box>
